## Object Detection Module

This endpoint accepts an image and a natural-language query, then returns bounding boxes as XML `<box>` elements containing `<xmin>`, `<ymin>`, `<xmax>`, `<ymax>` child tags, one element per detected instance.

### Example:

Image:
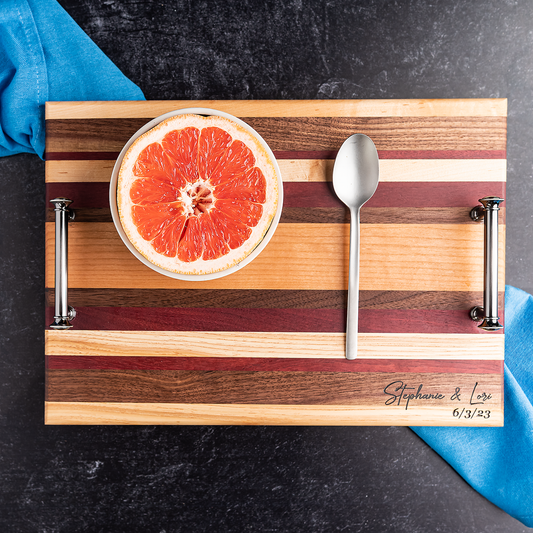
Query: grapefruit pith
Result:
<box><xmin>117</xmin><ymin>114</ymin><xmax>280</xmax><ymax>276</ymax></box>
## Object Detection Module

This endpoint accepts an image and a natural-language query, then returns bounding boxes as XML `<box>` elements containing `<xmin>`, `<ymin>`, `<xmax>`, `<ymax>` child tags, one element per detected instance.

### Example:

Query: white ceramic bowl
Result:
<box><xmin>109</xmin><ymin>108</ymin><xmax>284</xmax><ymax>281</ymax></box>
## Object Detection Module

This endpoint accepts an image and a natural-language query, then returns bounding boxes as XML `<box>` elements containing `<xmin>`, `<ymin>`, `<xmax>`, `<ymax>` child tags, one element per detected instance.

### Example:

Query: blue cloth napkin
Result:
<box><xmin>412</xmin><ymin>285</ymin><xmax>533</xmax><ymax>527</ymax></box>
<box><xmin>0</xmin><ymin>0</ymin><xmax>144</xmax><ymax>158</ymax></box>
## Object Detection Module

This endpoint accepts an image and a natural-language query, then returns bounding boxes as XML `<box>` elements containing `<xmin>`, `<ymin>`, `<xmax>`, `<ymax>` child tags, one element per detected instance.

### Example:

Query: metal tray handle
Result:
<box><xmin>49</xmin><ymin>198</ymin><xmax>76</xmax><ymax>329</ymax></box>
<box><xmin>469</xmin><ymin>196</ymin><xmax>504</xmax><ymax>331</ymax></box>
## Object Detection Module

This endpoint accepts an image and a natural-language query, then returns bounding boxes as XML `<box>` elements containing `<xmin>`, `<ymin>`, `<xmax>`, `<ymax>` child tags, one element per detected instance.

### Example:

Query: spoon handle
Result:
<box><xmin>346</xmin><ymin>207</ymin><xmax>361</xmax><ymax>360</ymax></box>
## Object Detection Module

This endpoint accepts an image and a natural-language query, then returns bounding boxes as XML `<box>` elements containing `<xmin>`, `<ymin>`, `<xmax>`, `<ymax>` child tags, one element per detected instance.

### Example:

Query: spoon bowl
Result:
<box><xmin>332</xmin><ymin>134</ymin><xmax>380</xmax><ymax>359</ymax></box>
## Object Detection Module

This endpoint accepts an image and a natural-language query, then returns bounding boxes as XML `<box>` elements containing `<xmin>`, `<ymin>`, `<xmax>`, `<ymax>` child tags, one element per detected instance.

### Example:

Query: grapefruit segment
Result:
<box><xmin>215</xmin><ymin>198</ymin><xmax>263</xmax><ymax>227</ymax></box>
<box><xmin>200</xmin><ymin>212</ymin><xmax>230</xmax><ymax>260</ymax></box>
<box><xmin>198</xmin><ymin>127</ymin><xmax>233</xmax><ymax>180</ymax></box>
<box><xmin>162</xmin><ymin>127</ymin><xmax>199</xmax><ymax>184</ymax></box>
<box><xmin>130</xmin><ymin>178</ymin><xmax>180</xmax><ymax>206</ymax></box>
<box><xmin>131</xmin><ymin>203</ymin><xmax>184</xmax><ymax>241</ymax></box>
<box><xmin>209</xmin><ymin>140</ymin><xmax>255</xmax><ymax>185</ymax></box>
<box><xmin>117</xmin><ymin>113</ymin><xmax>280</xmax><ymax>276</ymax></box>
<box><xmin>210</xmin><ymin>209</ymin><xmax>252</xmax><ymax>250</ymax></box>
<box><xmin>177</xmin><ymin>216</ymin><xmax>203</xmax><ymax>262</ymax></box>
<box><xmin>151</xmin><ymin>214</ymin><xmax>187</xmax><ymax>257</ymax></box>
<box><xmin>133</xmin><ymin>143</ymin><xmax>181</xmax><ymax>186</ymax></box>
<box><xmin>214</xmin><ymin>167</ymin><xmax>267</xmax><ymax>203</ymax></box>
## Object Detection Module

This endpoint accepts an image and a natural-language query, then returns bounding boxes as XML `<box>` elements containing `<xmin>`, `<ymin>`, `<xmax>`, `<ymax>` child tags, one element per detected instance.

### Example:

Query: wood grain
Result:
<box><xmin>46</xmin><ymin>369</ymin><xmax>502</xmax><ymax>406</ymax></box>
<box><xmin>46</xmin><ymin>355</ymin><xmax>503</xmax><ymax>374</ymax></box>
<box><xmin>45</xmin><ymin>288</ymin><xmax>504</xmax><ymax>311</ymax></box>
<box><xmin>43</xmin><ymin>99</ymin><xmax>507</xmax><ymax>427</ymax></box>
<box><xmin>44</xmin><ymin>306</ymin><xmax>498</xmax><ymax>334</ymax></box>
<box><xmin>48</xmin><ymin>206</ymin><xmax>505</xmax><ymax>225</ymax></box>
<box><xmin>44</xmin><ymin>401</ymin><xmax>504</xmax><ymax>426</ymax></box>
<box><xmin>46</xmin><ymin>181</ymin><xmax>506</xmax><ymax>210</ymax></box>
<box><xmin>45</xmin><ymin>222</ymin><xmax>506</xmax><ymax>291</ymax></box>
<box><xmin>45</xmin><ymin>99</ymin><xmax>508</xmax><ymax>120</ymax></box>
<box><xmin>45</xmin><ymin>159</ymin><xmax>506</xmax><ymax>184</ymax></box>
<box><xmin>45</xmin><ymin>330</ymin><xmax>505</xmax><ymax>360</ymax></box>
<box><xmin>45</xmin><ymin>116</ymin><xmax>507</xmax><ymax>153</ymax></box>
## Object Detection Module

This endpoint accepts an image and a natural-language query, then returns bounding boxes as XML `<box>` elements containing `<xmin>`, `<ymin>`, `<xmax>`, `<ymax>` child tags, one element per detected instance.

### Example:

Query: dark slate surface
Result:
<box><xmin>1</xmin><ymin>1</ymin><xmax>532</xmax><ymax>531</ymax></box>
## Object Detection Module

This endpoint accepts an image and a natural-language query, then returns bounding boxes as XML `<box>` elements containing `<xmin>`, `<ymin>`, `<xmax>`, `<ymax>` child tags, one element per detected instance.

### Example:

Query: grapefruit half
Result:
<box><xmin>115</xmin><ymin>111</ymin><xmax>281</xmax><ymax>278</ymax></box>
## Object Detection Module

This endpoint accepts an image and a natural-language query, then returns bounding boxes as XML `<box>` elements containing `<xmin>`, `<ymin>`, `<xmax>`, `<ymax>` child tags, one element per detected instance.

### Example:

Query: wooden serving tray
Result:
<box><xmin>44</xmin><ymin>99</ymin><xmax>506</xmax><ymax>425</ymax></box>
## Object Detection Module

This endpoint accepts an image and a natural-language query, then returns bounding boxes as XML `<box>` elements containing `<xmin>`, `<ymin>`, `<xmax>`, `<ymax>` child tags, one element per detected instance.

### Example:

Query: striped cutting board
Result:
<box><xmin>44</xmin><ymin>99</ymin><xmax>506</xmax><ymax>425</ymax></box>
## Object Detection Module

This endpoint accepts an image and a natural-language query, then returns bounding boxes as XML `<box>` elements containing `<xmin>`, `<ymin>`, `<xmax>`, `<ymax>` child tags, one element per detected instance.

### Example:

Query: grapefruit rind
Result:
<box><xmin>117</xmin><ymin>113</ymin><xmax>280</xmax><ymax>276</ymax></box>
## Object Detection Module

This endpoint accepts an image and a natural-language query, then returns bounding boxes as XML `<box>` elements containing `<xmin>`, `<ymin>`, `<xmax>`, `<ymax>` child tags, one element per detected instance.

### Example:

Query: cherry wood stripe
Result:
<box><xmin>46</xmin><ymin>181</ymin><xmax>506</xmax><ymax>209</ymax></box>
<box><xmin>45</xmin><ymin>223</ymin><xmax>505</xmax><ymax>291</ymax></box>
<box><xmin>45</xmin><ymin>368</ymin><xmax>502</xmax><ymax>405</ymax></box>
<box><xmin>45</xmin><ymin>116</ymin><xmax>506</xmax><ymax>153</ymax></box>
<box><xmin>45</xmin><ymin>288</ymin><xmax>504</xmax><ymax>311</ymax></box>
<box><xmin>45</xmin><ymin>331</ymin><xmax>505</xmax><ymax>360</ymax></box>
<box><xmin>44</xmin><ymin>307</ymin><xmax>499</xmax><ymax>334</ymax></box>
<box><xmin>46</xmin><ymin>355</ymin><xmax>503</xmax><ymax>374</ymax></box>
<box><xmin>44</xmin><ymin>401</ymin><xmax>504</xmax><ymax>426</ymax></box>
<box><xmin>45</xmin><ymin>99</ymin><xmax>508</xmax><ymax>120</ymax></box>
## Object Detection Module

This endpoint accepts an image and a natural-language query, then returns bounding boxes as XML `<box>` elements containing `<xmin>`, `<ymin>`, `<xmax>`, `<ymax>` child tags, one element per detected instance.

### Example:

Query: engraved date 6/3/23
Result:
<box><xmin>453</xmin><ymin>407</ymin><xmax>491</xmax><ymax>420</ymax></box>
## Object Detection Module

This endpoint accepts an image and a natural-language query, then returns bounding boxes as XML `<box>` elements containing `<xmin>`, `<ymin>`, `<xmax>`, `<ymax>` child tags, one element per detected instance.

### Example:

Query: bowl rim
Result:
<box><xmin>109</xmin><ymin>107</ymin><xmax>284</xmax><ymax>281</ymax></box>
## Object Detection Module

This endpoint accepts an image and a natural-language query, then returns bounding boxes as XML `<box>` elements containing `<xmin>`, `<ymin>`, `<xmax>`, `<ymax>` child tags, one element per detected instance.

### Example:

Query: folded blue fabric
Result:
<box><xmin>412</xmin><ymin>285</ymin><xmax>533</xmax><ymax>527</ymax></box>
<box><xmin>0</xmin><ymin>0</ymin><xmax>144</xmax><ymax>158</ymax></box>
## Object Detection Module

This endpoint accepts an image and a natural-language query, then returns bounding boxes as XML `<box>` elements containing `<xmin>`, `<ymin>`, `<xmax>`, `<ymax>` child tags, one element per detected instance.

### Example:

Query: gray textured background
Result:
<box><xmin>1</xmin><ymin>1</ymin><xmax>532</xmax><ymax>531</ymax></box>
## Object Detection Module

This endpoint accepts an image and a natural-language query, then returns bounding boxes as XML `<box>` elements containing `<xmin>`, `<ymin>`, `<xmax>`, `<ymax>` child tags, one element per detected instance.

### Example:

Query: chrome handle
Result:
<box><xmin>469</xmin><ymin>196</ymin><xmax>504</xmax><ymax>331</ymax></box>
<box><xmin>49</xmin><ymin>198</ymin><xmax>76</xmax><ymax>329</ymax></box>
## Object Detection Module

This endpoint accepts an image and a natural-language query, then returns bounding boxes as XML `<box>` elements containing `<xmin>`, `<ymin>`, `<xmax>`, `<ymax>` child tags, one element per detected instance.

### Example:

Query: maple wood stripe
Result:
<box><xmin>46</xmin><ymin>355</ymin><xmax>503</xmax><ymax>374</ymax></box>
<box><xmin>45</xmin><ymin>331</ymin><xmax>505</xmax><ymax>360</ymax></box>
<box><xmin>45</xmin><ymin>181</ymin><xmax>506</xmax><ymax>210</ymax></box>
<box><xmin>45</xmin><ymin>116</ymin><xmax>507</xmax><ymax>153</ymax></box>
<box><xmin>45</xmin><ymin>159</ymin><xmax>507</xmax><ymax>184</ymax></box>
<box><xmin>44</xmin><ymin>307</ymin><xmax>500</xmax><ymax>334</ymax></box>
<box><xmin>45</xmin><ymin>288</ymin><xmax>504</xmax><ymax>311</ymax></box>
<box><xmin>45</xmin><ymin>369</ymin><xmax>502</xmax><ymax>405</ymax></box>
<box><xmin>44</xmin><ymin>99</ymin><xmax>508</xmax><ymax>120</ymax></box>
<box><xmin>44</xmin><ymin>401</ymin><xmax>504</xmax><ymax>426</ymax></box>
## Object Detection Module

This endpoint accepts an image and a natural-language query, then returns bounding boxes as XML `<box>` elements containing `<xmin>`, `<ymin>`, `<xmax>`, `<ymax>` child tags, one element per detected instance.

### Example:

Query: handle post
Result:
<box><xmin>49</xmin><ymin>198</ymin><xmax>76</xmax><ymax>329</ymax></box>
<box><xmin>469</xmin><ymin>196</ymin><xmax>504</xmax><ymax>331</ymax></box>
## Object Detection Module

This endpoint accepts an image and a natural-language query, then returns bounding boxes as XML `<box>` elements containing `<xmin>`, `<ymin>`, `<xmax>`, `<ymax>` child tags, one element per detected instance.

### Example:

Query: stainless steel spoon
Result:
<box><xmin>332</xmin><ymin>134</ymin><xmax>380</xmax><ymax>360</ymax></box>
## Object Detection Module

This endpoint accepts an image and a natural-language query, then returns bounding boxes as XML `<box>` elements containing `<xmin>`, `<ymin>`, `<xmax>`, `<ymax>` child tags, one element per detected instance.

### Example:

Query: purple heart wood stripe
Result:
<box><xmin>44</xmin><ymin>99</ymin><xmax>506</xmax><ymax>426</ymax></box>
<box><xmin>46</xmin><ymin>356</ymin><xmax>502</xmax><ymax>374</ymax></box>
<box><xmin>44</xmin><ymin>306</ymin><xmax>503</xmax><ymax>334</ymax></box>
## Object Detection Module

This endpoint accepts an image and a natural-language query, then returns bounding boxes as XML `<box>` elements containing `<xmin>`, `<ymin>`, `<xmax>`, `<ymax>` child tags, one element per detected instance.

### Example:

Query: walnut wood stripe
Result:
<box><xmin>45</xmin><ymin>158</ymin><xmax>507</xmax><ymax>184</ymax></box>
<box><xmin>45</xmin><ymin>331</ymin><xmax>505</xmax><ymax>360</ymax></box>
<box><xmin>45</xmin><ymin>150</ymin><xmax>507</xmax><ymax>164</ymax></box>
<box><xmin>44</xmin><ymin>401</ymin><xmax>504</xmax><ymax>426</ymax></box>
<box><xmin>45</xmin><ymin>99</ymin><xmax>508</xmax><ymax>120</ymax></box>
<box><xmin>45</xmin><ymin>223</ymin><xmax>505</xmax><ymax>291</ymax></box>
<box><xmin>45</xmin><ymin>117</ymin><xmax>506</xmax><ymax>153</ymax></box>
<box><xmin>50</xmin><ymin>206</ymin><xmax>505</xmax><ymax>225</ymax></box>
<box><xmin>45</xmin><ymin>369</ymin><xmax>502</xmax><ymax>406</ymax></box>
<box><xmin>45</xmin><ymin>288</ymin><xmax>504</xmax><ymax>311</ymax></box>
<box><xmin>42</xmin><ymin>206</ymin><xmax>480</xmax><ymax>225</ymax></box>
<box><xmin>46</xmin><ymin>355</ymin><xmax>503</xmax><ymax>374</ymax></box>
<box><xmin>45</xmin><ymin>181</ymin><xmax>506</xmax><ymax>209</ymax></box>
<box><xmin>44</xmin><ymin>307</ymin><xmax>499</xmax><ymax>334</ymax></box>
